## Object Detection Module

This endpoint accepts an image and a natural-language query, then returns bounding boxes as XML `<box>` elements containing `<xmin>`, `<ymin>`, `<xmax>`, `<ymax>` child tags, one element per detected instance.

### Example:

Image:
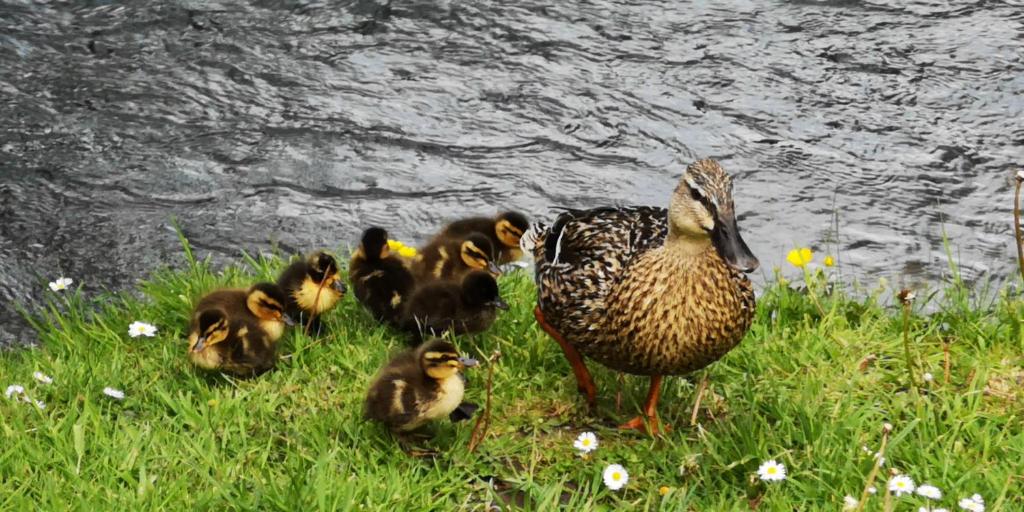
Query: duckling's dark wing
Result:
<box><xmin>529</xmin><ymin>206</ymin><xmax>667</xmax><ymax>324</ymax></box>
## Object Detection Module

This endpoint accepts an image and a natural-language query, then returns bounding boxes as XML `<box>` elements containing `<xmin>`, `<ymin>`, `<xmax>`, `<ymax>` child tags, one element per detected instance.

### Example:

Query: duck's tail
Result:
<box><xmin>519</xmin><ymin>222</ymin><xmax>547</xmax><ymax>261</ymax></box>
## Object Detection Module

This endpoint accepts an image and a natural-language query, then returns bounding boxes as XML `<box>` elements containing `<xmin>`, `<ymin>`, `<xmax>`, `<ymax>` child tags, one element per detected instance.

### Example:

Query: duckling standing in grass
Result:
<box><xmin>365</xmin><ymin>339</ymin><xmax>479</xmax><ymax>435</ymax></box>
<box><xmin>187</xmin><ymin>283</ymin><xmax>295</xmax><ymax>376</ymax></box>
<box><xmin>526</xmin><ymin>159</ymin><xmax>758</xmax><ymax>435</ymax></box>
<box><xmin>400</xmin><ymin>270</ymin><xmax>509</xmax><ymax>341</ymax></box>
<box><xmin>411</xmin><ymin>233</ymin><xmax>501</xmax><ymax>283</ymax></box>
<box><xmin>350</xmin><ymin>227</ymin><xmax>417</xmax><ymax>325</ymax></box>
<box><xmin>276</xmin><ymin>250</ymin><xmax>347</xmax><ymax>335</ymax></box>
<box><xmin>431</xmin><ymin>211</ymin><xmax>530</xmax><ymax>264</ymax></box>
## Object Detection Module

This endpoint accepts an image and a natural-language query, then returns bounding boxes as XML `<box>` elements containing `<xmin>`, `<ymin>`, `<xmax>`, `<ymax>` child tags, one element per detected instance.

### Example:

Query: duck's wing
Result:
<box><xmin>524</xmin><ymin>206</ymin><xmax>668</xmax><ymax>324</ymax></box>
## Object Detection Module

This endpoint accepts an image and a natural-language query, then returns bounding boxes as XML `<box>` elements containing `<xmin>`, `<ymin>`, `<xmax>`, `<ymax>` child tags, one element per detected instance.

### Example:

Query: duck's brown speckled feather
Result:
<box><xmin>530</xmin><ymin>206</ymin><xmax>755</xmax><ymax>376</ymax></box>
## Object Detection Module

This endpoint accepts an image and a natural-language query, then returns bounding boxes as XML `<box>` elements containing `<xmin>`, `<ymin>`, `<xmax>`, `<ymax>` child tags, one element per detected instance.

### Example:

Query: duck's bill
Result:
<box><xmin>282</xmin><ymin>314</ymin><xmax>296</xmax><ymax>326</ymax></box>
<box><xmin>487</xmin><ymin>298</ymin><xmax>510</xmax><ymax>310</ymax></box>
<box><xmin>487</xmin><ymin>261</ymin><xmax>503</xmax><ymax>276</ymax></box>
<box><xmin>192</xmin><ymin>336</ymin><xmax>207</xmax><ymax>352</ymax></box>
<box><xmin>331</xmin><ymin>279</ymin><xmax>348</xmax><ymax>294</ymax></box>
<box><xmin>711</xmin><ymin>213</ymin><xmax>759</xmax><ymax>273</ymax></box>
<box><xmin>458</xmin><ymin>357</ymin><xmax>480</xmax><ymax>368</ymax></box>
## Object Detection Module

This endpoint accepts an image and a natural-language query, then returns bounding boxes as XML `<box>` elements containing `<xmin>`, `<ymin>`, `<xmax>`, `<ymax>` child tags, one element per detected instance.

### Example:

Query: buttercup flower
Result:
<box><xmin>917</xmin><ymin>484</ymin><xmax>942</xmax><ymax>500</ymax></box>
<box><xmin>658</xmin><ymin>486</ymin><xmax>671</xmax><ymax>496</ymax></box>
<box><xmin>573</xmin><ymin>432</ymin><xmax>598</xmax><ymax>454</ymax></box>
<box><xmin>757</xmin><ymin>459</ymin><xmax>787</xmax><ymax>482</ymax></box>
<box><xmin>824</xmin><ymin>255</ymin><xmax>835</xmax><ymax>267</ymax></box>
<box><xmin>128</xmin><ymin>321</ymin><xmax>158</xmax><ymax>338</ymax></box>
<box><xmin>102</xmin><ymin>387</ymin><xmax>125</xmax><ymax>400</ymax></box>
<box><xmin>888</xmin><ymin>475</ymin><xmax>915</xmax><ymax>496</ymax></box>
<box><xmin>387</xmin><ymin>239</ymin><xmax>418</xmax><ymax>258</ymax></box>
<box><xmin>786</xmin><ymin>248</ymin><xmax>813</xmax><ymax>268</ymax></box>
<box><xmin>33</xmin><ymin>372</ymin><xmax>53</xmax><ymax>385</ymax></box>
<box><xmin>603</xmin><ymin>464</ymin><xmax>628</xmax><ymax>491</ymax></box>
<box><xmin>48</xmin><ymin>277</ymin><xmax>73</xmax><ymax>292</ymax></box>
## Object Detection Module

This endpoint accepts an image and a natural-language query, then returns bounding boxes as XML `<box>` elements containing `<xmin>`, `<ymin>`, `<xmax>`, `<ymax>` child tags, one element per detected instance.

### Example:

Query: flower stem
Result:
<box><xmin>901</xmin><ymin>301</ymin><xmax>920</xmax><ymax>390</ymax></box>
<box><xmin>1014</xmin><ymin>174</ymin><xmax>1024</xmax><ymax>283</ymax></box>
<box><xmin>854</xmin><ymin>426</ymin><xmax>890</xmax><ymax>512</ymax></box>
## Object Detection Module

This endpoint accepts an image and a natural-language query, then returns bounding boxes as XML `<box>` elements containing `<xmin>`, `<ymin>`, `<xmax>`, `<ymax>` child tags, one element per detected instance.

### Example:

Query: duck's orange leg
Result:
<box><xmin>534</xmin><ymin>306</ymin><xmax>597</xmax><ymax>408</ymax></box>
<box><xmin>619</xmin><ymin>375</ymin><xmax>669</xmax><ymax>436</ymax></box>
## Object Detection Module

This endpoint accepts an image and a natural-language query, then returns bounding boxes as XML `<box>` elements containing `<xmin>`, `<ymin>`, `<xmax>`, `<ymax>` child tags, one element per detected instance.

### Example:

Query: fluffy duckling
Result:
<box><xmin>400</xmin><ymin>270</ymin><xmax>508</xmax><ymax>340</ymax></box>
<box><xmin>276</xmin><ymin>250</ymin><xmax>347</xmax><ymax>334</ymax></box>
<box><xmin>432</xmin><ymin>211</ymin><xmax>530</xmax><ymax>264</ymax></box>
<box><xmin>365</xmin><ymin>339</ymin><xmax>479</xmax><ymax>433</ymax></box>
<box><xmin>350</xmin><ymin>227</ymin><xmax>416</xmax><ymax>324</ymax></box>
<box><xmin>187</xmin><ymin>283</ymin><xmax>294</xmax><ymax>376</ymax></box>
<box><xmin>411</xmin><ymin>233</ymin><xmax>501</xmax><ymax>283</ymax></box>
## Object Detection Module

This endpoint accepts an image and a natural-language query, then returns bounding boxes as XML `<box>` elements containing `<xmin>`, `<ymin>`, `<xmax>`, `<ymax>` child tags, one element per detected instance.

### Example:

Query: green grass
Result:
<box><xmin>2</xmin><ymin>242</ymin><xmax>1022</xmax><ymax>511</ymax></box>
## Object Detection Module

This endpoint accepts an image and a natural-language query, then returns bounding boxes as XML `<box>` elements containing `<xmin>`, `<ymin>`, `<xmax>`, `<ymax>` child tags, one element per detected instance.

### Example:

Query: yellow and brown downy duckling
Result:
<box><xmin>431</xmin><ymin>211</ymin><xmax>530</xmax><ymax>264</ymax></box>
<box><xmin>365</xmin><ymin>339</ymin><xmax>479</xmax><ymax>435</ymax></box>
<box><xmin>400</xmin><ymin>270</ymin><xmax>508</xmax><ymax>341</ymax></box>
<box><xmin>276</xmin><ymin>250</ymin><xmax>347</xmax><ymax>334</ymax></box>
<box><xmin>526</xmin><ymin>159</ymin><xmax>758</xmax><ymax>435</ymax></box>
<box><xmin>349</xmin><ymin>227</ymin><xmax>416</xmax><ymax>325</ymax></box>
<box><xmin>187</xmin><ymin>282</ymin><xmax>295</xmax><ymax>376</ymax></box>
<box><xmin>411</xmin><ymin>232</ymin><xmax>501</xmax><ymax>283</ymax></box>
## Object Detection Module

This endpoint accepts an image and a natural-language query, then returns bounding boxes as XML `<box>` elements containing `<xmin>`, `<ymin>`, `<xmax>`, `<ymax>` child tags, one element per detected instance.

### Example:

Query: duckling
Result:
<box><xmin>525</xmin><ymin>159</ymin><xmax>758</xmax><ymax>434</ymax></box>
<box><xmin>276</xmin><ymin>250</ymin><xmax>347</xmax><ymax>334</ymax></box>
<box><xmin>411</xmin><ymin>232</ymin><xmax>501</xmax><ymax>283</ymax></box>
<box><xmin>187</xmin><ymin>282</ymin><xmax>295</xmax><ymax>376</ymax></box>
<box><xmin>400</xmin><ymin>270</ymin><xmax>509</xmax><ymax>340</ymax></box>
<box><xmin>365</xmin><ymin>338</ymin><xmax>479</xmax><ymax>434</ymax></box>
<box><xmin>350</xmin><ymin>227</ymin><xmax>416</xmax><ymax>324</ymax></box>
<box><xmin>432</xmin><ymin>211</ymin><xmax>530</xmax><ymax>264</ymax></box>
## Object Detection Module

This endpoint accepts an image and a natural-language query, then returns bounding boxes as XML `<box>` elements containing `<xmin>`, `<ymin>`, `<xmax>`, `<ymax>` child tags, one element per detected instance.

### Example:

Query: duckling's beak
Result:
<box><xmin>711</xmin><ymin>210</ymin><xmax>759</xmax><ymax>273</ymax></box>
<box><xmin>487</xmin><ymin>260</ymin><xmax>502</xmax><ymax>276</ymax></box>
<box><xmin>487</xmin><ymin>298</ymin><xmax>510</xmax><ymax>310</ymax></box>
<box><xmin>331</xmin><ymin>279</ymin><xmax>347</xmax><ymax>294</ymax></box>
<box><xmin>192</xmin><ymin>336</ymin><xmax>207</xmax><ymax>352</ymax></box>
<box><xmin>458</xmin><ymin>357</ymin><xmax>479</xmax><ymax>368</ymax></box>
<box><xmin>282</xmin><ymin>314</ymin><xmax>296</xmax><ymax>326</ymax></box>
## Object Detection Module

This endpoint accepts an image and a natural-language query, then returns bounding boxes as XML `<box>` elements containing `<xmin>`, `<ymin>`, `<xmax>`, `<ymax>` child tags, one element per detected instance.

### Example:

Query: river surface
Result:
<box><xmin>1</xmin><ymin>0</ymin><xmax>1022</xmax><ymax>347</ymax></box>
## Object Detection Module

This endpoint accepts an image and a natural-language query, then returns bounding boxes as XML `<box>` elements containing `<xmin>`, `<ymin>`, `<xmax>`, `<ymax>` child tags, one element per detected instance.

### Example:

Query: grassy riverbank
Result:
<box><xmin>2</xmin><ymin>242</ymin><xmax>1022</xmax><ymax>511</ymax></box>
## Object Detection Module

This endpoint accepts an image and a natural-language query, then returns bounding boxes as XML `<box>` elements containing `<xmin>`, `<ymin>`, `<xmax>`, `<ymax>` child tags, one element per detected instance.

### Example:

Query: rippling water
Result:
<box><xmin>1</xmin><ymin>0</ymin><xmax>1022</xmax><ymax>347</ymax></box>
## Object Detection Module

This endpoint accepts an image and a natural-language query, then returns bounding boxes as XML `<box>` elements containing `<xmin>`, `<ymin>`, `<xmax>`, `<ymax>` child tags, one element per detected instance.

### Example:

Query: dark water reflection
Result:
<box><xmin>1</xmin><ymin>0</ymin><xmax>1022</xmax><ymax>346</ymax></box>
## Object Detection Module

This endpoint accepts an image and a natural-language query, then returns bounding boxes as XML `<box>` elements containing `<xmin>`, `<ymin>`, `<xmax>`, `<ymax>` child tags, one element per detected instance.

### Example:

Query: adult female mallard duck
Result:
<box><xmin>524</xmin><ymin>159</ymin><xmax>758</xmax><ymax>434</ymax></box>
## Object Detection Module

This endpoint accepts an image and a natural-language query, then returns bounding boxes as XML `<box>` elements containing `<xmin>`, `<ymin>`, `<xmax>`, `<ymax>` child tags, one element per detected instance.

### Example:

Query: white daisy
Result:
<box><xmin>128</xmin><ymin>321</ymin><xmax>158</xmax><ymax>338</ymax></box>
<box><xmin>5</xmin><ymin>384</ymin><xmax>25</xmax><ymax>399</ymax></box>
<box><xmin>573</xmin><ymin>432</ymin><xmax>598</xmax><ymax>454</ymax></box>
<box><xmin>923</xmin><ymin>372</ymin><xmax>934</xmax><ymax>382</ymax></box>
<box><xmin>958</xmin><ymin>494</ymin><xmax>985</xmax><ymax>512</ymax></box>
<box><xmin>888</xmin><ymin>475</ymin><xmax>915</xmax><ymax>496</ymax></box>
<box><xmin>843</xmin><ymin>495</ymin><xmax>859</xmax><ymax>510</ymax></box>
<box><xmin>756</xmin><ymin>459</ymin><xmax>787</xmax><ymax>482</ymax></box>
<box><xmin>102</xmin><ymin>387</ymin><xmax>125</xmax><ymax>400</ymax></box>
<box><xmin>33</xmin><ymin>372</ymin><xmax>53</xmax><ymax>384</ymax></box>
<box><xmin>33</xmin><ymin>399</ymin><xmax>45</xmax><ymax>410</ymax></box>
<box><xmin>868</xmin><ymin>486</ymin><xmax>877</xmax><ymax>495</ymax></box>
<box><xmin>917</xmin><ymin>484</ymin><xmax>942</xmax><ymax>500</ymax></box>
<box><xmin>602</xmin><ymin>464</ymin><xmax>628</xmax><ymax>491</ymax></box>
<box><xmin>48</xmin><ymin>277</ymin><xmax>73</xmax><ymax>292</ymax></box>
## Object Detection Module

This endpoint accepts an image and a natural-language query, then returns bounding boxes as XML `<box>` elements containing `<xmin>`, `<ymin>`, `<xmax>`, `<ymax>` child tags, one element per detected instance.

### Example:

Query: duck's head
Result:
<box><xmin>460</xmin><ymin>234</ymin><xmax>501</xmax><ymax>276</ymax></box>
<box><xmin>307</xmin><ymin>251</ymin><xmax>347</xmax><ymax>294</ymax></box>
<box><xmin>494</xmin><ymin>211</ymin><xmax>530</xmax><ymax>249</ymax></box>
<box><xmin>358</xmin><ymin>227</ymin><xmax>390</xmax><ymax>260</ymax></box>
<box><xmin>460</xmin><ymin>270</ymin><xmax>509</xmax><ymax>310</ymax></box>
<box><xmin>418</xmin><ymin>339</ymin><xmax>479</xmax><ymax>380</ymax></box>
<box><xmin>246</xmin><ymin>282</ymin><xmax>295</xmax><ymax>325</ymax></box>
<box><xmin>669</xmin><ymin>159</ymin><xmax>759</xmax><ymax>273</ymax></box>
<box><xmin>190</xmin><ymin>308</ymin><xmax>229</xmax><ymax>353</ymax></box>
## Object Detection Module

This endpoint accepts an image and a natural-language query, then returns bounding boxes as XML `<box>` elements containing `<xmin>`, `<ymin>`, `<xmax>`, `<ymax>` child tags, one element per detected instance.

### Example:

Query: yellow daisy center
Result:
<box><xmin>612</xmin><ymin>472</ymin><xmax>621</xmax><ymax>481</ymax></box>
<box><xmin>767</xmin><ymin>467</ymin><xmax>777</xmax><ymax>475</ymax></box>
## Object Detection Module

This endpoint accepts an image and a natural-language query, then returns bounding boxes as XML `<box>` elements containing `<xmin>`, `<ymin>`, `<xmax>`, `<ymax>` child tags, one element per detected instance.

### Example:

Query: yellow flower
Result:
<box><xmin>387</xmin><ymin>239</ymin><xmax>404</xmax><ymax>251</ymax></box>
<box><xmin>658</xmin><ymin>486</ymin><xmax>671</xmax><ymax>496</ymax></box>
<box><xmin>786</xmin><ymin>247</ymin><xmax>813</xmax><ymax>268</ymax></box>
<box><xmin>824</xmin><ymin>255</ymin><xmax>835</xmax><ymax>267</ymax></box>
<box><xmin>388</xmin><ymin>239</ymin><xmax>418</xmax><ymax>258</ymax></box>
